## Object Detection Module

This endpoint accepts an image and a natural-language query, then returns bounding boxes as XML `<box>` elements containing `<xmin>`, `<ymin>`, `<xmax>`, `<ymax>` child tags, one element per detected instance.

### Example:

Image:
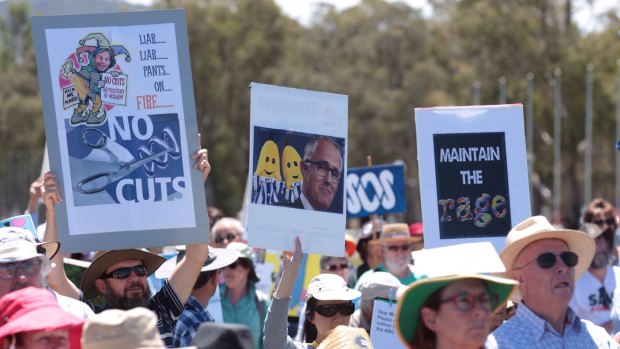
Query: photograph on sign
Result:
<box><xmin>247</xmin><ymin>83</ymin><xmax>348</xmax><ymax>256</ymax></box>
<box><xmin>346</xmin><ymin>164</ymin><xmax>406</xmax><ymax>218</ymax></box>
<box><xmin>33</xmin><ymin>10</ymin><xmax>208</xmax><ymax>252</ymax></box>
<box><xmin>250</xmin><ymin>126</ymin><xmax>345</xmax><ymax>214</ymax></box>
<box><xmin>415</xmin><ymin>105</ymin><xmax>530</xmax><ymax>252</ymax></box>
<box><xmin>434</xmin><ymin>132</ymin><xmax>510</xmax><ymax>239</ymax></box>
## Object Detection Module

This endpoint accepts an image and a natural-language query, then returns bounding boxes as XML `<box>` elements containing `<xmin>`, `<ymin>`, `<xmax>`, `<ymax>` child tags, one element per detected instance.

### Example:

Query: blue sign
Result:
<box><xmin>346</xmin><ymin>164</ymin><xmax>406</xmax><ymax>218</ymax></box>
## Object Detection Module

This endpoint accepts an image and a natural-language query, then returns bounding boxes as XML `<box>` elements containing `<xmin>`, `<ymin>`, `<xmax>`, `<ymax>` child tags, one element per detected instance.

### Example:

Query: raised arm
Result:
<box><xmin>41</xmin><ymin>171</ymin><xmax>81</xmax><ymax>299</ymax></box>
<box><xmin>274</xmin><ymin>237</ymin><xmax>303</xmax><ymax>298</ymax></box>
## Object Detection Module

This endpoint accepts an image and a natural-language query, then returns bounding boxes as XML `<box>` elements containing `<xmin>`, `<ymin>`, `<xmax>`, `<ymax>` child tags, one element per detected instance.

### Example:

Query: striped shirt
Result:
<box><xmin>486</xmin><ymin>303</ymin><xmax>619</xmax><ymax>349</ymax></box>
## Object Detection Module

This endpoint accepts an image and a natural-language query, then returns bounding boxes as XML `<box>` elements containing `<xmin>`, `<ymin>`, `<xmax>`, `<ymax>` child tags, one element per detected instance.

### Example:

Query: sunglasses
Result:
<box><xmin>516</xmin><ymin>251</ymin><xmax>579</xmax><ymax>270</ymax></box>
<box><xmin>386</xmin><ymin>244</ymin><xmax>411</xmax><ymax>252</ymax></box>
<box><xmin>0</xmin><ymin>259</ymin><xmax>42</xmax><ymax>279</ymax></box>
<box><xmin>224</xmin><ymin>261</ymin><xmax>241</xmax><ymax>270</ymax></box>
<box><xmin>214</xmin><ymin>232</ymin><xmax>238</xmax><ymax>244</ymax></box>
<box><xmin>325</xmin><ymin>263</ymin><xmax>349</xmax><ymax>272</ymax></box>
<box><xmin>100</xmin><ymin>265</ymin><xmax>147</xmax><ymax>280</ymax></box>
<box><xmin>314</xmin><ymin>302</ymin><xmax>355</xmax><ymax>317</ymax></box>
<box><xmin>441</xmin><ymin>291</ymin><xmax>498</xmax><ymax>313</ymax></box>
<box><xmin>594</xmin><ymin>217</ymin><xmax>616</xmax><ymax>227</ymax></box>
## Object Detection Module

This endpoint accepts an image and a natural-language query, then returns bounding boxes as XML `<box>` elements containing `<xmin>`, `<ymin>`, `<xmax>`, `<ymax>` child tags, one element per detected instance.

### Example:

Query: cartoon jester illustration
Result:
<box><xmin>61</xmin><ymin>33</ymin><xmax>130</xmax><ymax>126</ymax></box>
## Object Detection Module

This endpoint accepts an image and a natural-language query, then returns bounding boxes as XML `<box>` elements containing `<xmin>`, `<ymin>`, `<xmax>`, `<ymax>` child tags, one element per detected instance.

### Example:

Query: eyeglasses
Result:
<box><xmin>386</xmin><ymin>244</ymin><xmax>411</xmax><ymax>252</ymax></box>
<box><xmin>314</xmin><ymin>302</ymin><xmax>355</xmax><ymax>317</ymax></box>
<box><xmin>224</xmin><ymin>261</ymin><xmax>240</xmax><ymax>270</ymax></box>
<box><xmin>304</xmin><ymin>160</ymin><xmax>341</xmax><ymax>183</ymax></box>
<box><xmin>594</xmin><ymin>217</ymin><xmax>616</xmax><ymax>227</ymax></box>
<box><xmin>214</xmin><ymin>232</ymin><xmax>238</xmax><ymax>244</ymax></box>
<box><xmin>516</xmin><ymin>251</ymin><xmax>579</xmax><ymax>270</ymax></box>
<box><xmin>0</xmin><ymin>259</ymin><xmax>42</xmax><ymax>279</ymax></box>
<box><xmin>325</xmin><ymin>263</ymin><xmax>349</xmax><ymax>272</ymax></box>
<box><xmin>100</xmin><ymin>265</ymin><xmax>147</xmax><ymax>280</ymax></box>
<box><xmin>440</xmin><ymin>291</ymin><xmax>498</xmax><ymax>313</ymax></box>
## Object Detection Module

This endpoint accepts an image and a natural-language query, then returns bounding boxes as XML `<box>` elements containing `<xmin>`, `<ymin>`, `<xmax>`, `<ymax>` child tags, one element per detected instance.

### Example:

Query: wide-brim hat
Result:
<box><xmin>395</xmin><ymin>274</ymin><xmax>518</xmax><ymax>348</ymax></box>
<box><xmin>306</xmin><ymin>273</ymin><xmax>361</xmax><ymax>301</ymax></box>
<box><xmin>0</xmin><ymin>287</ymin><xmax>84</xmax><ymax>349</ymax></box>
<box><xmin>369</xmin><ymin>223</ymin><xmax>422</xmax><ymax>245</ymax></box>
<box><xmin>81</xmin><ymin>249</ymin><xmax>165</xmax><ymax>299</ymax></box>
<box><xmin>499</xmin><ymin>216</ymin><xmax>595</xmax><ymax>279</ymax></box>
<box><xmin>317</xmin><ymin>325</ymin><xmax>373</xmax><ymax>349</ymax></box>
<box><xmin>155</xmin><ymin>247</ymin><xmax>239</xmax><ymax>279</ymax></box>
<box><xmin>36</xmin><ymin>241</ymin><xmax>60</xmax><ymax>260</ymax></box>
<box><xmin>192</xmin><ymin>322</ymin><xmax>254</xmax><ymax>349</ymax></box>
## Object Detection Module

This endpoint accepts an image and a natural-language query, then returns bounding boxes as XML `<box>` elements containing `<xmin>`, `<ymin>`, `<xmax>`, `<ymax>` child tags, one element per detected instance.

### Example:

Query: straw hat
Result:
<box><xmin>369</xmin><ymin>223</ymin><xmax>422</xmax><ymax>245</ymax></box>
<box><xmin>499</xmin><ymin>216</ymin><xmax>595</xmax><ymax>278</ymax></box>
<box><xmin>82</xmin><ymin>307</ymin><xmax>194</xmax><ymax>349</ymax></box>
<box><xmin>0</xmin><ymin>287</ymin><xmax>85</xmax><ymax>349</ymax></box>
<box><xmin>80</xmin><ymin>249</ymin><xmax>165</xmax><ymax>299</ymax></box>
<box><xmin>317</xmin><ymin>325</ymin><xmax>373</xmax><ymax>349</ymax></box>
<box><xmin>395</xmin><ymin>274</ymin><xmax>518</xmax><ymax>348</ymax></box>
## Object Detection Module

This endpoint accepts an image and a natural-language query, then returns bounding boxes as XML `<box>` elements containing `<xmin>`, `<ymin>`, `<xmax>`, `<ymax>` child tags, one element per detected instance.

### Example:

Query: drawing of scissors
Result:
<box><xmin>77</xmin><ymin>128</ymin><xmax>172</xmax><ymax>194</ymax></box>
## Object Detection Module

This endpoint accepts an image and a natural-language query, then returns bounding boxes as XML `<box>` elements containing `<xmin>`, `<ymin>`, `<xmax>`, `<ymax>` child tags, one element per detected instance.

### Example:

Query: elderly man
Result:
<box><xmin>286</xmin><ymin>137</ymin><xmax>343</xmax><ymax>211</ymax></box>
<box><xmin>0</xmin><ymin>226</ymin><xmax>93</xmax><ymax>319</ymax></box>
<box><xmin>355</xmin><ymin>223</ymin><xmax>424</xmax><ymax>288</ymax></box>
<box><xmin>487</xmin><ymin>216</ymin><xmax>618</xmax><ymax>348</ymax></box>
<box><xmin>211</xmin><ymin>217</ymin><xmax>245</xmax><ymax>248</ymax></box>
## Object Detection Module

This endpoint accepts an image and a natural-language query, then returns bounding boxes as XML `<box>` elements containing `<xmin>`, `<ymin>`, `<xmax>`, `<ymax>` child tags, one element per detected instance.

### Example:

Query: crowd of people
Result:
<box><xmin>3</xmin><ymin>143</ymin><xmax>620</xmax><ymax>349</ymax></box>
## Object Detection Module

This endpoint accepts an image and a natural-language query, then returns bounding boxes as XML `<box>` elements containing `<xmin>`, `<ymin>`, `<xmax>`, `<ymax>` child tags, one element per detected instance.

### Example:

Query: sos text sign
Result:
<box><xmin>346</xmin><ymin>164</ymin><xmax>405</xmax><ymax>218</ymax></box>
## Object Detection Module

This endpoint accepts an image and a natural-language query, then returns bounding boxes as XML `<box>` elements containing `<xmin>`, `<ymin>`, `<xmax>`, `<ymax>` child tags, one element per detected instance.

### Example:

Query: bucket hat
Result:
<box><xmin>155</xmin><ymin>246</ymin><xmax>238</xmax><ymax>279</ymax></box>
<box><xmin>306</xmin><ymin>273</ymin><xmax>361</xmax><ymax>301</ymax></box>
<box><xmin>225</xmin><ymin>242</ymin><xmax>259</xmax><ymax>283</ymax></box>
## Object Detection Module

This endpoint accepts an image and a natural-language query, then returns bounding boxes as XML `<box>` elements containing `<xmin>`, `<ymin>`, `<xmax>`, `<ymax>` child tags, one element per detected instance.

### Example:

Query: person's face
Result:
<box><xmin>17</xmin><ymin>329</ymin><xmax>70</xmax><ymax>349</ymax></box>
<box><xmin>421</xmin><ymin>279</ymin><xmax>492</xmax><ymax>349</ymax></box>
<box><xmin>221</xmin><ymin>260</ymin><xmax>250</xmax><ymax>291</ymax></box>
<box><xmin>321</xmin><ymin>258</ymin><xmax>349</xmax><ymax>282</ymax></box>
<box><xmin>592</xmin><ymin>209</ymin><xmax>617</xmax><ymax>232</ymax></box>
<box><xmin>95</xmin><ymin>259</ymin><xmax>150</xmax><ymax>310</ymax></box>
<box><xmin>300</xmin><ymin>140</ymin><xmax>342</xmax><ymax>211</ymax></box>
<box><xmin>0</xmin><ymin>258</ymin><xmax>43</xmax><ymax>297</ymax></box>
<box><xmin>382</xmin><ymin>241</ymin><xmax>412</xmax><ymax>274</ymax></box>
<box><xmin>94</xmin><ymin>50</ymin><xmax>111</xmax><ymax>72</ymax></box>
<box><xmin>311</xmin><ymin>300</ymin><xmax>353</xmax><ymax>339</ymax></box>
<box><xmin>212</xmin><ymin>224</ymin><xmax>242</xmax><ymax>248</ymax></box>
<box><xmin>512</xmin><ymin>239</ymin><xmax>575</xmax><ymax>312</ymax></box>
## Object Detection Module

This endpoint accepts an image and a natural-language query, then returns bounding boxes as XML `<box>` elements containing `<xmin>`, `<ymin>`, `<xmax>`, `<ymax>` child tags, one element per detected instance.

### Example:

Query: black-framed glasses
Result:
<box><xmin>386</xmin><ymin>244</ymin><xmax>411</xmax><ymax>252</ymax></box>
<box><xmin>325</xmin><ymin>263</ymin><xmax>349</xmax><ymax>272</ymax></box>
<box><xmin>315</xmin><ymin>302</ymin><xmax>355</xmax><ymax>317</ymax></box>
<box><xmin>594</xmin><ymin>217</ymin><xmax>616</xmax><ymax>227</ymax></box>
<box><xmin>516</xmin><ymin>251</ymin><xmax>578</xmax><ymax>270</ymax></box>
<box><xmin>440</xmin><ymin>291</ymin><xmax>498</xmax><ymax>313</ymax></box>
<box><xmin>100</xmin><ymin>265</ymin><xmax>147</xmax><ymax>280</ymax></box>
<box><xmin>214</xmin><ymin>232</ymin><xmax>238</xmax><ymax>244</ymax></box>
<box><xmin>0</xmin><ymin>258</ymin><xmax>42</xmax><ymax>279</ymax></box>
<box><xmin>304</xmin><ymin>160</ymin><xmax>341</xmax><ymax>183</ymax></box>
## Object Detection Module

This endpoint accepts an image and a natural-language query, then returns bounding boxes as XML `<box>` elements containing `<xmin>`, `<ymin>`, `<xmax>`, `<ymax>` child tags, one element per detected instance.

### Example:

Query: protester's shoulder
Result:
<box><xmin>54</xmin><ymin>290</ymin><xmax>95</xmax><ymax>319</ymax></box>
<box><xmin>489</xmin><ymin>315</ymin><xmax>524</xmax><ymax>344</ymax></box>
<box><xmin>354</xmin><ymin>268</ymin><xmax>376</xmax><ymax>290</ymax></box>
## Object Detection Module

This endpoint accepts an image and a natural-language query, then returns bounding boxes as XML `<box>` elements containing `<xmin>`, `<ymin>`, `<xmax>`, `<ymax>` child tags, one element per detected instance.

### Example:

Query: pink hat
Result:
<box><xmin>409</xmin><ymin>222</ymin><xmax>423</xmax><ymax>237</ymax></box>
<box><xmin>0</xmin><ymin>287</ymin><xmax>84</xmax><ymax>348</ymax></box>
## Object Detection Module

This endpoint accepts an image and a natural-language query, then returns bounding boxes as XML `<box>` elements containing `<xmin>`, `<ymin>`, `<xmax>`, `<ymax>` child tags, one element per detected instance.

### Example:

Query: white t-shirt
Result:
<box><xmin>570</xmin><ymin>265</ymin><xmax>619</xmax><ymax>328</ymax></box>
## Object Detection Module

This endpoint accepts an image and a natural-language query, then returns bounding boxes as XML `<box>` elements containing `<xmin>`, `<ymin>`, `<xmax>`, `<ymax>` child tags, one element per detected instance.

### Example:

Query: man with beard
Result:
<box><xmin>570</xmin><ymin>223</ymin><xmax>620</xmax><ymax>333</ymax></box>
<box><xmin>41</xmin><ymin>144</ymin><xmax>211</xmax><ymax>348</ymax></box>
<box><xmin>354</xmin><ymin>223</ymin><xmax>424</xmax><ymax>289</ymax></box>
<box><xmin>487</xmin><ymin>216</ymin><xmax>617</xmax><ymax>348</ymax></box>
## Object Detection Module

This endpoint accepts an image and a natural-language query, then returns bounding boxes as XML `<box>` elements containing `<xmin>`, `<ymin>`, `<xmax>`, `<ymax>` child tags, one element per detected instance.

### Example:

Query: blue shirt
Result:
<box><xmin>221</xmin><ymin>282</ymin><xmax>270</xmax><ymax>349</ymax></box>
<box><xmin>487</xmin><ymin>302</ymin><xmax>619</xmax><ymax>349</ymax></box>
<box><xmin>173</xmin><ymin>296</ymin><xmax>214</xmax><ymax>347</ymax></box>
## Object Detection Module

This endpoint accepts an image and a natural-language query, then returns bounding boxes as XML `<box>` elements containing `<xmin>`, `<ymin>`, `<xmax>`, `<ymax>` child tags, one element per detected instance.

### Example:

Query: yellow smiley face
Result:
<box><xmin>282</xmin><ymin>145</ymin><xmax>303</xmax><ymax>190</ymax></box>
<box><xmin>254</xmin><ymin>140</ymin><xmax>282</xmax><ymax>181</ymax></box>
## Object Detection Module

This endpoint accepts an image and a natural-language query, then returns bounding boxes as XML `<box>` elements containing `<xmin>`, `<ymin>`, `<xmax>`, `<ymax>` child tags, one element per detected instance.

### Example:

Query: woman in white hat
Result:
<box><xmin>263</xmin><ymin>238</ymin><xmax>361</xmax><ymax>349</ymax></box>
<box><xmin>395</xmin><ymin>274</ymin><xmax>517</xmax><ymax>349</ymax></box>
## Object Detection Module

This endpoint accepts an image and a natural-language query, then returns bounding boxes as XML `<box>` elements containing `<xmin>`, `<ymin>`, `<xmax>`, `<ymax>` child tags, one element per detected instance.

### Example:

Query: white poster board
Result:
<box><xmin>415</xmin><ymin>105</ymin><xmax>530</xmax><ymax>252</ymax></box>
<box><xmin>411</xmin><ymin>242</ymin><xmax>506</xmax><ymax>278</ymax></box>
<box><xmin>370</xmin><ymin>298</ymin><xmax>407</xmax><ymax>349</ymax></box>
<box><xmin>32</xmin><ymin>10</ymin><xmax>208</xmax><ymax>252</ymax></box>
<box><xmin>247</xmin><ymin>83</ymin><xmax>348</xmax><ymax>256</ymax></box>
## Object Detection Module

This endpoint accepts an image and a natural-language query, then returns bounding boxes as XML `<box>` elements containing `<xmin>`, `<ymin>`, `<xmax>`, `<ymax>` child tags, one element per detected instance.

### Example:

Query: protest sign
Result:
<box><xmin>247</xmin><ymin>83</ymin><xmax>348</xmax><ymax>256</ymax></box>
<box><xmin>346</xmin><ymin>164</ymin><xmax>406</xmax><ymax>218</ymax></box>
<box><xmin>32</xmin><ymin>10</ymin><xmax>208</xmax><ymax>252</ymax></box>
<box><xmin>411</xmin><ymin>242</ymin><xmax>506</xmax><ymax>278</ymax></box>
<box><xmin>0</xmin><ymin>214</ymin><xmax>37</xmax><ymax>239</ymax></box>
<box><xmin>370</xmin><ymin>298</ymin><xmax>407</xmax><ymax>349</ymax></box>
<box><xmin>415</xmin><ymin>105</ymin><xmax>530</xmax><ymax>251</ymax></box>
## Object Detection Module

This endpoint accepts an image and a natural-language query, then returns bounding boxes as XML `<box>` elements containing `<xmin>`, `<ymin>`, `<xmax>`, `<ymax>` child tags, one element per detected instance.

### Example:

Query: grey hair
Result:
<box><xmin>303</xmin><ymin>137</ymin><xmax>344</xmax><ymax>169</ymax></box>
<box><xmin>212</xmin><ymin>217</ymin><xmax>246</xmax><ymax>236</ymax></box>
